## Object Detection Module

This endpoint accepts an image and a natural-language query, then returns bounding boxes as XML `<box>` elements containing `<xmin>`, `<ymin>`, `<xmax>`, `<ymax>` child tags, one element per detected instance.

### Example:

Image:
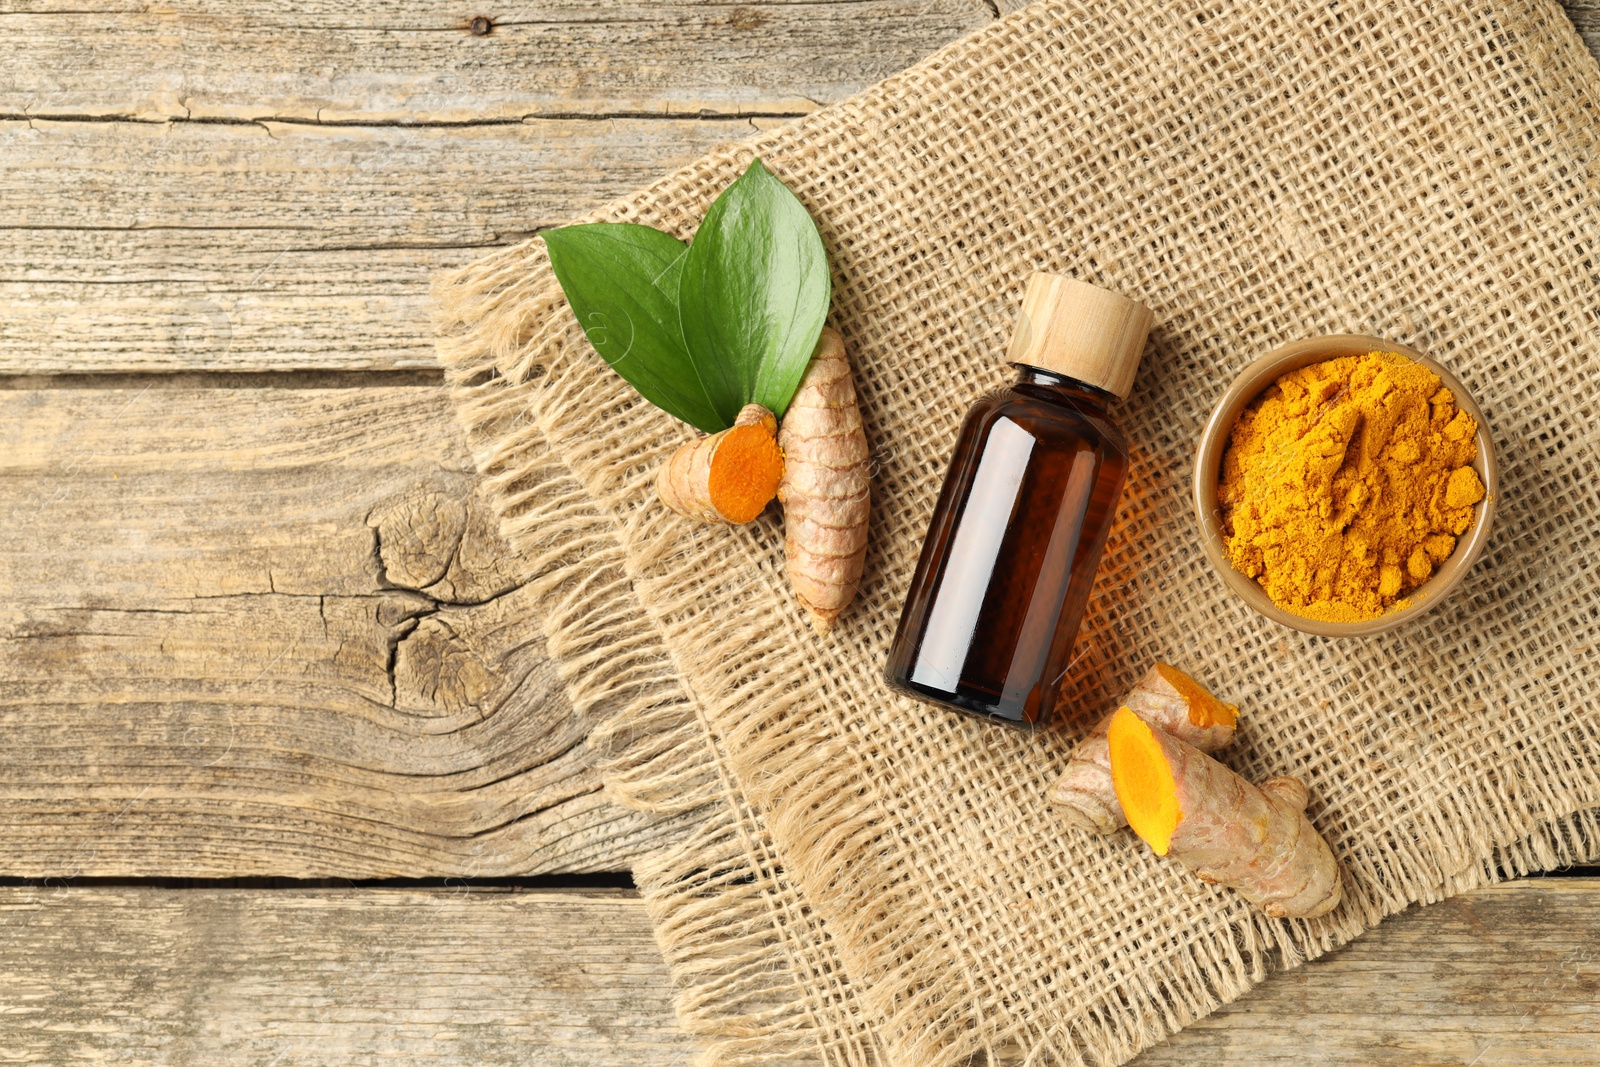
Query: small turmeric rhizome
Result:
<box><xmin>1217</xmin><ymin>350</ymin><xmax>1485</xmax><ymax>623</ymax></box>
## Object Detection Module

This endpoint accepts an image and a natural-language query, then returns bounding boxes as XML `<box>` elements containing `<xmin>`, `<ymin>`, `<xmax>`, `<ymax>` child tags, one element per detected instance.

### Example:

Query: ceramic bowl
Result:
<box><xmin>1192</xmin><ymin>335</ymin><xmax>1498</xmax><ymax>637</ymax></box>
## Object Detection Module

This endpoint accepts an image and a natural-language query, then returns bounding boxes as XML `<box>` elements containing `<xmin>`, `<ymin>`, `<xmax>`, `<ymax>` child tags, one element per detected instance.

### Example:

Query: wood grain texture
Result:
<box><xmin>1</xmin><ymin>2</ymin><xmax>1592</xmax><ymax>375</ymax></box>
<box><xmin>3</xmin><ymin>880</ymin><xmax>1596</xmax><ymax>1066</ymax></box>
<box><xmin>0</xmin><ymin>0</ymin><xmax>993</xmax><ymax>374</ymax></box>
<box><xmin>1134</xmin><ymin>878</ymin><xmax>1600</xmax><ymax>1066</ymax></box>
<box><xmin>0</xmin><ymin>376</ymin><xmax>688</xmax><ymax>876</ymax></box>
<box><xmin>0</xmin><ymin>886</ymin><xmax>705</xmax><ymax>1067</ymax></box>
<box><xmin>1567</xmin><ymin>0</ymin><xmax>1599</xmax><ymax>55</ymax></box>
<box><xmin>0</xmin><ymin>0</ymin><xmax>993</xmax><ymax>123</ymax></box>
<box><xmin>0</xmin><ymin>118</ymin><xmax>743</xmax><ymax>372</ymax></box>
<box><xmin>4</xmin><ymin>3</ymin><xmax>1600</xmax><ymax>1060</ymax></box>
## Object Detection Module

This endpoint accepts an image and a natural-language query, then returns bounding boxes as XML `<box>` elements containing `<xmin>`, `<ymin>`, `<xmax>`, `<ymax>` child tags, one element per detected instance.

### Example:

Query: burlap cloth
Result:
<box><xmin>433</xmin><ymin>0</ymin><xmax>1600</xmax><ymax>1062</ymax></box>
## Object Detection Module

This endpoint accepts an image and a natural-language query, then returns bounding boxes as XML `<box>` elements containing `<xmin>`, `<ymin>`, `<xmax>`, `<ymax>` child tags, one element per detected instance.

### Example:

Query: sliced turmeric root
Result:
<box><xmin>656</xmin><ymin>403</ymin><xmax>785</xmax><ymax>525</ymax></box>
<box><xmin>1049</xmin><ymin>663</ymin><xmax>1238</xmax><ymax>834</ymax></box>
<box><xmin>1108</xmin><ymin>707</ymin><xmax>1342</xmax><ymax>920</ymax></box>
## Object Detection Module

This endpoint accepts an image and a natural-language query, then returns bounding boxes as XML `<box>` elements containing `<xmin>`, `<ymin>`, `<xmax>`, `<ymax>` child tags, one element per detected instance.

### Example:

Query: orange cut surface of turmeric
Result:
<box><xmin>1049</xmin><ymin>663</ymin><xmax>1237</xmax><ymax>836</ymax></box>
<box><xmin>657</xmin><ymin>404</ymin><xmax>785</xmax><ymax>525</ymax></box>
<box><xmin>1107</xmin><ymin>707</ymin><xmax>1343</xmax><ymax>919</ymax></box>
<box><xmin>707</xmin><ymin>422</ymin><xmax>786</xmax><ymax>523</ymax></box>
<box><xmin>1218</xmin><ymin>351</ymin><xmax>1485</xmax><ymax>622</ymax></box>
<box><xmin>1158</xmin><ymin>663</ymin><xmax>1238</xmax><ymax>731</ymax></box>
<box><xmin>1108</xmin><ymin>708</ymin><xmax>1183</xmax><ymax>855</ymax></box>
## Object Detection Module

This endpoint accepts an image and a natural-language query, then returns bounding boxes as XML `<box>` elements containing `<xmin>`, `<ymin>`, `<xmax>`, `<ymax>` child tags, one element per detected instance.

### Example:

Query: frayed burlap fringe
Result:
<box><xmin>435</xmin><ymin>0</ymin><xmax>1600</xmax><ymax>1063</ymax></box>
<box><xmin>442</xmin><ymin>378</ymin><xmax>885</xmax><ymax>1065</ymax></box>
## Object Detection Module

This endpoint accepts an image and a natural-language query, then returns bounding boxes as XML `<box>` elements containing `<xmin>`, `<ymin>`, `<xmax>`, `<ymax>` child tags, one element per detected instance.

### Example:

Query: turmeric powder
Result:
<box><xmin>1218</xmin><ymin>351</ymin><xmax>1484</xmax><ymax>622</ymax></box>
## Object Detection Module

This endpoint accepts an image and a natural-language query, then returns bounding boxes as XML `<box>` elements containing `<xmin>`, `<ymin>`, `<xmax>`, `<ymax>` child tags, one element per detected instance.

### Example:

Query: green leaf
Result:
<box><xmin>542</xmin><ymin>222</ymin><xmax>725</xmax><ymax>433</ymax></box>
<box><xmin>678</xmin><ymin>159</ymin><xmax>831</xmax><ymax>423</ymax></box>
<box><xmin>541</xmin><ymin>164</ymin><xmax>833</xmax><ymax>433</ymax></box>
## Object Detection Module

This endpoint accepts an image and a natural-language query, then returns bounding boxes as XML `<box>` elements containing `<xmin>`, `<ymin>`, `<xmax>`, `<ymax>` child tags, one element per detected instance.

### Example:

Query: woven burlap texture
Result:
<box><xmin>434</xmin><ymin>0</ymin><xmax>1600</xmax><ymax>1062</ymax></box>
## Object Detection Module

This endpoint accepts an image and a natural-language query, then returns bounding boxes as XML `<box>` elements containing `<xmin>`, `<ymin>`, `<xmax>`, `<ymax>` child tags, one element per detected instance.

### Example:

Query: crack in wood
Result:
<box><xmin>0</xmin><ymin>380</ymin><xmax>684</xmax><ymax>876</ymax></box>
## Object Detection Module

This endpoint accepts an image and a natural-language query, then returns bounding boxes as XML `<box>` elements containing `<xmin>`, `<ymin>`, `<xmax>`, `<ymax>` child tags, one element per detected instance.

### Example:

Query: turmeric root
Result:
<box><xmin>657</xmin><ymin>403</ymin><xmax>785</xmax><ymax>524</ymax></box>
<box><xmin>778</xmin><ymin>327</ymin><xmax>870</xmax><ymax>634</ymax></box>
<box><xmin>1107</xmin><ymin>707</ymin><xmax>1341</xmax><ymax>919</ymax></box>
<box><xmin>1049</xmin><ymin>664</ymin><xmax>1238</xmax><ymax>834</ymax></box>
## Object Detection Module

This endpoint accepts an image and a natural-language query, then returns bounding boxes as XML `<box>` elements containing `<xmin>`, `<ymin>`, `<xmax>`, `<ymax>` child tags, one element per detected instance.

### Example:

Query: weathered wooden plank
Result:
<box><xmin>1569</xmin><ymin>5</ymin><xmax>1600</xmax><ymax>57</ymax></box>
<box><xmin>3</xmin><ymin>879</ymin><xmax>1596</xmax><ymax>1065</ymax></box>
<box><xmin>0</xmin><ymin>1</ymin><xmax>994</xmax><ymax>374</ymax></box>
<box><xmin>5</xmin><ymin>2</ymin><xmax>1592</xmax><ymax>375</ymax></box>
<box><xmin>0</xmin><ymin>117</ymin><xmax>747</xmax><ymax>372</ymax></box>
<box><xmin>1133</xmin><ymin>878</ymin><xmax>1600</xmax><ymax>1066</ymax></box>
<box><xmin>0</xmin><ymin>376</ymin><xmax>687</xmax><ymax>876</ymax></box>
<box><xmin>0</xmin><ymin>117</ymin><xmax>747</xmax><ymax>240</ymax></box>
<box><xmin>0</xmin><ymin>0</ymin><xmax>993</xmax><ymax>123</ymax></box>
<box><xmin>0</xmin><ymin>886</ymin><xmax>706</xmax><ymax>1067</ymax></box>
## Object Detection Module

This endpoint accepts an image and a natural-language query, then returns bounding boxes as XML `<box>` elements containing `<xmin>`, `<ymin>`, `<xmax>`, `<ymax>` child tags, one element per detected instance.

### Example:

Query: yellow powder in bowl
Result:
<box><xmin>1218</xmin><ymin>350</ymin><xmax>1485</xmax><ymax>622</ymax></box>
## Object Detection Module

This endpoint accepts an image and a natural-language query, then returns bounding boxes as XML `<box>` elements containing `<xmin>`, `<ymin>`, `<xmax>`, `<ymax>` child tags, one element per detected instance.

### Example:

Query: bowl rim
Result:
<box><xmin>1191</xmin><ymin>334</ymin><xmax>1499</xmax><ymax>638</ymax></box>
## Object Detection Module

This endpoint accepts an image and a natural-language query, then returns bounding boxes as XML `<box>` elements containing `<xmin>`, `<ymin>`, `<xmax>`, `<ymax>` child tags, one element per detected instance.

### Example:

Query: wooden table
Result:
<box><xmin>3</xmin><ymin>3</ymin><xmax>1598</xmax><ymax>1063</ymax></box>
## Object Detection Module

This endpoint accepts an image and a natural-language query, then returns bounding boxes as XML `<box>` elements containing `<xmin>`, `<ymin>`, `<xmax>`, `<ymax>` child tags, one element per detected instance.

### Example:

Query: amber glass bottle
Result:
<box><xmin>885</xmin><ymin>273</ymin><xmax>1153</xmax><ymax>727</ymax></box>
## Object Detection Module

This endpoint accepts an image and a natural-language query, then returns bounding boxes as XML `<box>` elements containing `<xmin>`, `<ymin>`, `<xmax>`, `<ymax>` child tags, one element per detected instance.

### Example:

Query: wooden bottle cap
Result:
<box><xmin>1004</xmin><ymin>273</ymin><xmax>1154</xmax><ymax>399</ymax></box>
